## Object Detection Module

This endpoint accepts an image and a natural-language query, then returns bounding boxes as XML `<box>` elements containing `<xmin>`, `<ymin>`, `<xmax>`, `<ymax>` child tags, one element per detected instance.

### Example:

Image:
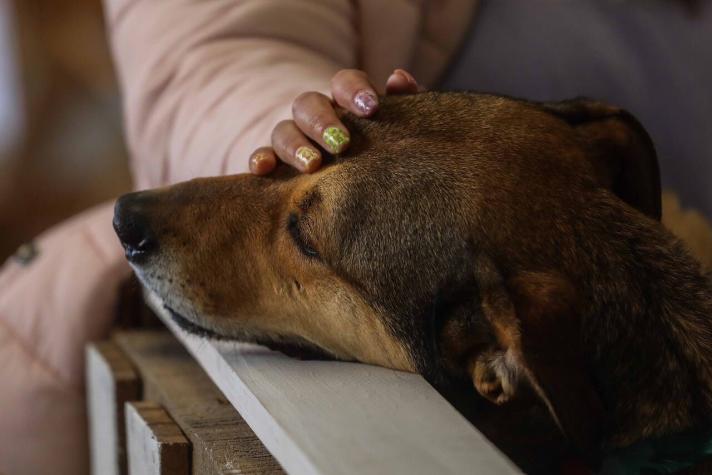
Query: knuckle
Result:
<box><xmin>332</xmin><ymin>69</ymin><xmax>366</xmax><ymax>89</ymax></box>
<box><xmin>292</xmin><ymin>91</ymin><xmax>321</xmax><ymax>113</ymax></box>
<box><xmin>271</xmin><ymin>120</ymin><xmax>294</xmax><ymax>143</ymax></box>
<box><xmin>332</xmin><ymin>69</ymin><xmax>354</xmax><ymax>84</ymax></box>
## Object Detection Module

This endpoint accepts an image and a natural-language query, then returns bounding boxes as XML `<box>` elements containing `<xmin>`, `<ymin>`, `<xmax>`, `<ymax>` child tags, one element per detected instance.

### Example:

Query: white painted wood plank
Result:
<box><xmin>145</xmin><ymin>290</ymin><xmax>520</xmax><ymax>475</ymax></box>
<box><xmin>86</xmin><ymin>343</ymin><xmax>141</xmax><ymax>475</ymax></box>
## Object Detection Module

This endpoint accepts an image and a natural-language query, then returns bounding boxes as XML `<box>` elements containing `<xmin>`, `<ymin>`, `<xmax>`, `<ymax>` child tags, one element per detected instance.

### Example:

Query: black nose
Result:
<box><xmin>113</xmin><ymin>191</ymin><xmax>157</xmax><ymax>262</ymax></box>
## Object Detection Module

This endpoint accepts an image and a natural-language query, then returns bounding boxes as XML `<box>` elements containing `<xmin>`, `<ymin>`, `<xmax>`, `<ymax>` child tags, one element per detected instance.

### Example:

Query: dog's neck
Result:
<box><xmin>579</xmin><ymin>199</ymin><xmax>712</xmax><ymax>447</ymax></box>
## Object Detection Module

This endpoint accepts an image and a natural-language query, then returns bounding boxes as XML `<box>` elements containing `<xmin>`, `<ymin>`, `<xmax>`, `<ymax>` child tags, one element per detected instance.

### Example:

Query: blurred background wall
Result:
<box><xmin>0</xmin><ymin>0</ymin><xmax>130</xmax><ymax>262</ymax></box>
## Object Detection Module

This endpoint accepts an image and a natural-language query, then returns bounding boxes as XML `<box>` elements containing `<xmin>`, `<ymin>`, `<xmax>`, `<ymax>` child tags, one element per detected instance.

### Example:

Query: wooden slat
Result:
<box><xmin>145</xmin><ymin>290</ymin><xmax>520</xmax><ymax>475</ymax></box>
<box><xmin>114</xmin><ymin>330</ymin><xmax>283</xmax><ymax>474</ymax></box>
<box><xmin>86</xmin><ymin>342</ymin><xmax>142</xmax><ymax>475</ymax></box>
<box><xmin>125</xmin><ymin>402</ymin><xmax>190</xmax><ymax>475</ymax></box>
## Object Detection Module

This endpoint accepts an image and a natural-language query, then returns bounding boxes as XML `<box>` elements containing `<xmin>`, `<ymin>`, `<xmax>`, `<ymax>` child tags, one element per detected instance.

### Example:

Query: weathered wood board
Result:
<box><xmin>86</xmin><ymin>342</ymin><xmax>142</xmax><ymax>475</ymax></box>
<box><xmin>114</xmin><ymin>330</ymin><xmax>283</xmax><ymax>474</ymax></box>
<box><xmin>145</xmin><ymin>290</ymin><xmax>520</xmax><ymax>475</ymax></box>
<box><xmin>125</xmin><ymin>401</ymin><xmax>190</xmax><ymax>475</ymax></box>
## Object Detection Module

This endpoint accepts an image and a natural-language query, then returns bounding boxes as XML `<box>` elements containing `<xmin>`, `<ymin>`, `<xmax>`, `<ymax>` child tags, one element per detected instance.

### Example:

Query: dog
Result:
<box><xmin>114</xmin><ymin>92</ymin><xmax>712</xmax><ymax>473</ymax></box>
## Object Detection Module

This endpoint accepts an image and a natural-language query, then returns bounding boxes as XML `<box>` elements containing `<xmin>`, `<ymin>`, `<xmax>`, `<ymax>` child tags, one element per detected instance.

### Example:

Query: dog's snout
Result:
<box><xmin>113</xmin><ymin>191</ymin><xmax>157</xmax><ymax>262</ymax></box>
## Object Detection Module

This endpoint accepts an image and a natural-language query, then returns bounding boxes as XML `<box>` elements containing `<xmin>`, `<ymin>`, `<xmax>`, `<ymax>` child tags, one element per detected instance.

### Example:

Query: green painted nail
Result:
<box><xmin>323</xmin><ymin>126</ymin><xmax>350</xmax><ymax>154</ymax></box>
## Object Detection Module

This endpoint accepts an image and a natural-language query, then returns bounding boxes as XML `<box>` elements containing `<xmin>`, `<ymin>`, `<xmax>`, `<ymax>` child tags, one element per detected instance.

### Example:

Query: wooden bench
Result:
<box><xmin>86</xmin><ymin>290</ymin><xmax>520</xmax><ymax>474</ymax></box>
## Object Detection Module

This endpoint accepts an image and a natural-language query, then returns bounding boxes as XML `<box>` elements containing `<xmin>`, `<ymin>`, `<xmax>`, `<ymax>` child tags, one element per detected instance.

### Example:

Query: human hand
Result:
<box><xmin>249</xmin><ymin>69</ymin><xmax>422</xmax><ymax>175</ymax></box>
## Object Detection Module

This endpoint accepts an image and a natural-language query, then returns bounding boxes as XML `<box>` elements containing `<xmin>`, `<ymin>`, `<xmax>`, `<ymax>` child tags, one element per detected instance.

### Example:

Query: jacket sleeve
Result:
<box><xmin>103</xmin><ymin>0</ymin><xmax>358</xmax><ymax>189</ymax></box>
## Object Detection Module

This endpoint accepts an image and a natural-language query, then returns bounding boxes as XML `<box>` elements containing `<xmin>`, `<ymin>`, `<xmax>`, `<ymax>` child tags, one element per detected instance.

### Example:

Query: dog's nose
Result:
<box><xmin>113</xmin><ymin>191</ymin><xmax>157</xmax><ymax>262</ymax></box>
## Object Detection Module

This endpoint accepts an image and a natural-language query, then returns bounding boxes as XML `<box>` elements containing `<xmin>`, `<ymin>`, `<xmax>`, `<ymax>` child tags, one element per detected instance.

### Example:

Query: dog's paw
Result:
<box><xmin>473</xmin><ymin>350</ymin><xmax>519</xmax><ymax>405</ymax></box>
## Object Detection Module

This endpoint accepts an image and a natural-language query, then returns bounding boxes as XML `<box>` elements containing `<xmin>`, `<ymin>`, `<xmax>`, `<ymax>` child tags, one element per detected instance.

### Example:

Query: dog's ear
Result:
<box><xmin>541</xmin><ymin>98</ymin><xmax>662</xmax><ymax>220</ymax></box>
<box><xmin>461</xmin><ymin>259</ymin><xmax>606</xmax><ymax>460</ymax></box>
<box><xmin>493</xmin><ymin>271</ymin><xmax>605</xmax><ymax>459</ymax></box>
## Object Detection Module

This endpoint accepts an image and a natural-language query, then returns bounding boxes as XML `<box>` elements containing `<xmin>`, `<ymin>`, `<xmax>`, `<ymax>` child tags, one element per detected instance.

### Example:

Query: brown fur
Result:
<box><xmin>114</xmin><ymin>92</ymin><xmax>712</xmax><ymax>473</ymax></box>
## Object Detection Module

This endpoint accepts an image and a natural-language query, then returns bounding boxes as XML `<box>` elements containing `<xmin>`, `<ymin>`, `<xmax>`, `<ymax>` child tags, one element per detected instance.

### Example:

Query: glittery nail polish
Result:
<box><xmin>354</xmin><ymin>91</ymin><xmax>378</xmax><ymax>115</ymax></box>
<box><xmin>295</xmin><ymin>146</ymin><xmax>321</xmax><ymax>170</ymax></box>
<box><xmin>323</xmin><ymin>127</ymin><xmax>350</xmax><ymax>154</ymax></box>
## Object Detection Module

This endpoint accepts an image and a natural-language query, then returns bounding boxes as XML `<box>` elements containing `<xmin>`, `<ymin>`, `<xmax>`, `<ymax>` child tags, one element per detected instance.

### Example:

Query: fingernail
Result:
<box><xmin>323</xmin><ymin>126</ymin><xmax>350</xmax><ymax>154</ymax></box>
<box><xmin>249</xmin><ymin>151</ymin><xmax>271</xmax><ymax>174</ymax></box>
<box><xmin>295</xmin><ymin>146</ymin><xmax>321</xmax><ymax>171</ymax></box>
<box><xmin>354</xmin><ymin>90</ymin><xmax>378</xmax><ymax>115</ymax></box>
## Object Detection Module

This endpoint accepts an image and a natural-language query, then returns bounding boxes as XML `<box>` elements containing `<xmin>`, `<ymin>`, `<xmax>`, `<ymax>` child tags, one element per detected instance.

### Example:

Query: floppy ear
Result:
<box><xmin>541</xmin><ymin>98</ymin><xmax>662</xmax><ymax>220</ymax></box>
<box><xmin>471</xmin><ymin>261</ymin><xmax>606</xmax><ymax>460</ymax></box>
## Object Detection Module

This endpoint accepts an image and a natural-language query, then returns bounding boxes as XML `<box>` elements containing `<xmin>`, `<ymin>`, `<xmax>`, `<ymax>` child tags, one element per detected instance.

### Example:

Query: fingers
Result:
<box><xmin>270</xmin><ymin>120</ymin><xmax>323</xmax><ymax>173</ymax></box>
<box><xmin>331</xmin><ymin>69</ymin><xmax>379</xmax><ymax>117</ymax></box>
<box><xmin>385</xmin><ymin>69</ymin><xmax>422</xmax><ymax>95</ymax></box>
<box><xmin>292</xmin><ymin>91</ymin><xmax>351</xmax><ymax>155</ymax></box>
<box><xmin>249</xmin><ymin>69</ymin><xmax>423</xmax><ymax>175</ymax></box>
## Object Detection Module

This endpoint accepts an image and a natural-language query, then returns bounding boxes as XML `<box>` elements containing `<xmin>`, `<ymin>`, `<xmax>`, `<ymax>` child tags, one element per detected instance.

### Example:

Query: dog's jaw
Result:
<box><xmin>128</xmin><ymin>259</ymin><xmax>227</xmax><ymax>336</ymax></box>
<box><xmin>131</xmin><ymin>261</ymin><xmax>344</xmax><ymax>361</ymax></box>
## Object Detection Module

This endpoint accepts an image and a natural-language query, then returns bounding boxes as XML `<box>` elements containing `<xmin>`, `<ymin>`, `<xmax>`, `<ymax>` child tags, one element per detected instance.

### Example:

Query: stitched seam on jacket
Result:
<box><xmin>0</xmin><ymin>318</ymin><xmax>82</xmax><ymax>397</ymax></box>
<box><xmin>107</xmin><ymin>0</ymin><xmax>140</xmax><ymax>32</ymax></box>
<box><xmin>80</xmin><ymin>228</ymin><xmax>110</xmax><ymax>264</ymax></box>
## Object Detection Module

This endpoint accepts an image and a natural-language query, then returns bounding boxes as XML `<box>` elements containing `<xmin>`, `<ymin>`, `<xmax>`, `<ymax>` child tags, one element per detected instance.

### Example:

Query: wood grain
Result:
<box><xmin>114</xmin><ymin>330</ymin><xmax>283</xmax><ymax>474</ymax></box>
<box><xmin>125</xmin><ymin>401</ymin><xmax>190</xmax><ymax>475</ymax></box>
<box><xmin>145</xmin><ymin>290</ymin><xmax>520</xmax><ymax>475</ymax></box>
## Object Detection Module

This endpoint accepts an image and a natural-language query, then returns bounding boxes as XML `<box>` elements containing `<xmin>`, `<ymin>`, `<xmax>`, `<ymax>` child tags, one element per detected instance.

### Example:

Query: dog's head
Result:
<box><xmin>114</xmin><ymin>93</ymin><xmax>661</xmax><ymax>456</ymax></box>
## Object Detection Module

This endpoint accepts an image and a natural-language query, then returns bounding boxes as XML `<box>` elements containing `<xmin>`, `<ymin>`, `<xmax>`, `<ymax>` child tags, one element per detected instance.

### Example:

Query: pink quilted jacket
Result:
<box><xmin>0</xmin><ymin>1</ymin><xmax>477</xmax><ymax>473</ymax></box>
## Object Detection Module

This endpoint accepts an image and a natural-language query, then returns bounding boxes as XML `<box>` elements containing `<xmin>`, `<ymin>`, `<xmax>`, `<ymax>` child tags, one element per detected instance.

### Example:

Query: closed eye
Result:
<box><xmin>288</xmin><ymin>213</ymin><xmax>319</xmax><ymax>258</ymax></box>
